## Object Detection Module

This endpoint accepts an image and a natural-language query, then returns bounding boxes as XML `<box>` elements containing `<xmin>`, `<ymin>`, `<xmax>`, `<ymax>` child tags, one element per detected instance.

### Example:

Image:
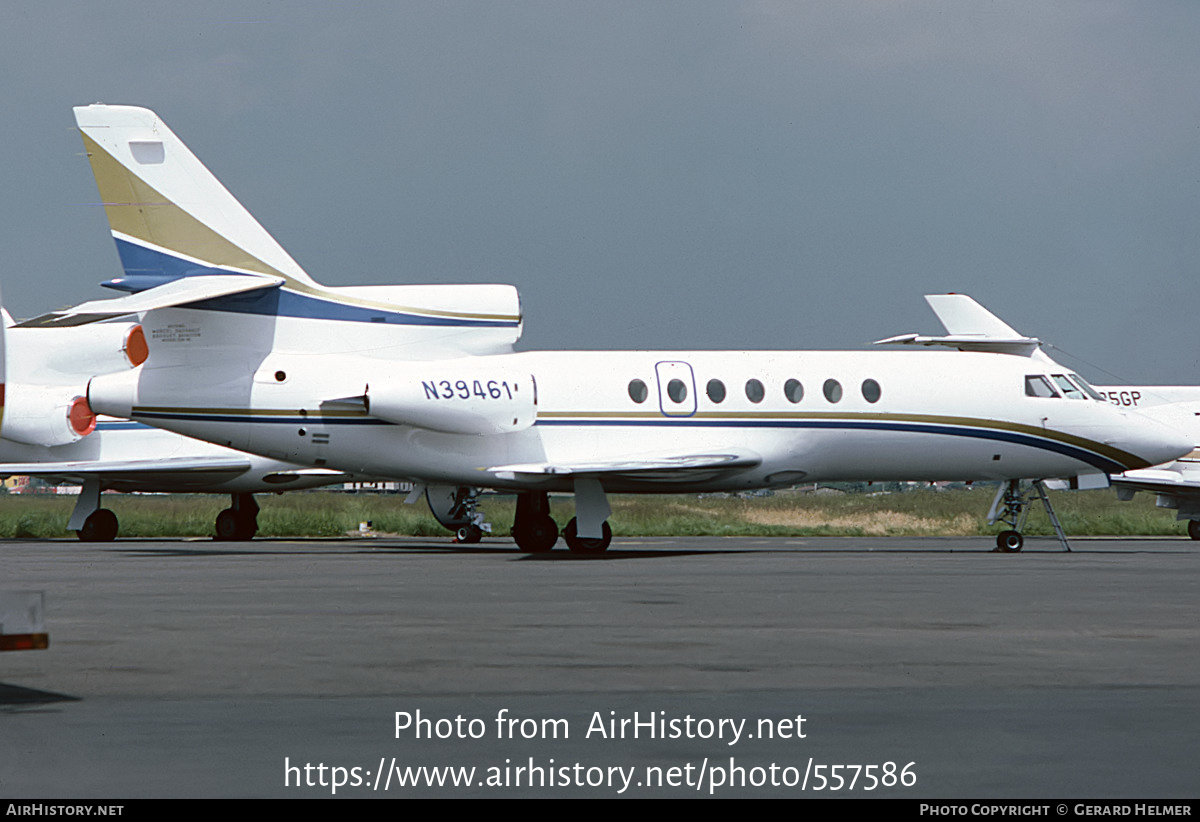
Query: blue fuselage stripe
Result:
<box><xmin>128</xmin><ymin>411</ymin><xmax>1130</xmax><ymax>474</ymax></box>
<box><xmin>532</xmin><ymin>417</ymin><xmax>1125</xmax><ymax>473</ymax></box>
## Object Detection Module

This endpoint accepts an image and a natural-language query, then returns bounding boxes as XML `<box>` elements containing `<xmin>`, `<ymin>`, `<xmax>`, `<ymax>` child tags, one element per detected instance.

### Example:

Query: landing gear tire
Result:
<box><xmin>456</xmin><ymin>524</ymin><xmax>483</xmax><ymax>544</ymax></box>
<box><xmin>513</xmin><ymin>516</ymin><xmax>558</xmax><ymax>553</ymax></box>
<box><xmin>76</xmin><ymin>509</ymin><xmax>118</xmax><ymax>542</ymax></box>
<box><xmin>1187</xmin><ymin>520</ymin><xmax>1200</xmax><ymax>541</ymax></box>
<box><xmin>996</xmin><ymin>530</ymin><xmax>1024</xmax><ymax>553</ymax></box>
<box><xmin>215</xmin><ymin>508</ymin><xmax>257</xmax><ymax>541</ymax></box>
<box><xmin>563</xmin><ymin>518</ymin><xmax>612</xmax><ymax>554</ymax></box>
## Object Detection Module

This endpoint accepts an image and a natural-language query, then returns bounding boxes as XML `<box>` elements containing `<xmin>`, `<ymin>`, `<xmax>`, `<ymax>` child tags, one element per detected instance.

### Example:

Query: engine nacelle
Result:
<box><xmin>1</xmin><ymin>386</ymin><xmax>97</xmax><ymax>446</ymax></box>
<box><xmin>366</xmin><ymin>362</ymin><xmax>536</xmax><ymax>435</ymax></box>
<box><xmin>9</xmin><ymin>322</ymin><xmax>148</xmax><ymax>381</ymax></box>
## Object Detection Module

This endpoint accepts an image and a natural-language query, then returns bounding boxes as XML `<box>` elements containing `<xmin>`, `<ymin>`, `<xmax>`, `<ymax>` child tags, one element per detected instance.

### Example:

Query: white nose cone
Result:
<box><xmin>1119</xmin><ymin>410</ymin><xmax>1194</xmax><ymax>470</ymax></box>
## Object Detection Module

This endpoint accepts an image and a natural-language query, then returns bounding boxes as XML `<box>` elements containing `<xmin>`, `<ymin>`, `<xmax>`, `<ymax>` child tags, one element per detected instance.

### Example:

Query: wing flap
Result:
<box><xmin>490</xmin><ymin>451</ymin><xmax>761</xmax><ymax>482</ymax></box>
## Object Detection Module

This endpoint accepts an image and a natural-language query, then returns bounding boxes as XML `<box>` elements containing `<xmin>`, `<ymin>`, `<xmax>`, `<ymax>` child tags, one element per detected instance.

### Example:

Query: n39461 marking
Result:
<box><xmin>422</xmin><ymin>380</ymin><xmax>518</xmax><ymax>401</ymax></box>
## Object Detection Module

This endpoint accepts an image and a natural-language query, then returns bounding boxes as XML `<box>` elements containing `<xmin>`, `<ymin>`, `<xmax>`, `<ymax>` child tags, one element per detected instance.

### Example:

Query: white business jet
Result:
<box><xmin>0</xmin><ymin>303</ymin><xmax>353</xmax><ymax>541</ymax></box>
<box><xmin>917</xmin><ymin>296</ymin><xmax>1200</xmax><ymax>541</ymax></box>
<box><xmin>29</xmin><ymin>105</ymin><xmax>1188</xmax><ymax>553</ymax></box>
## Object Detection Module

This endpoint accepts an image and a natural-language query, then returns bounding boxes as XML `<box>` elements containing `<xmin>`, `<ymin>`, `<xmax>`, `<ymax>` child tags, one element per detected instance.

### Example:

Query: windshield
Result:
<box><xmin>1068</xmin><ymin>373</ymin><xmax>1106</xmax><ymax>402</ymax></box>
<box><xmin>1025</xmin><ymin>375</ymin><xmax>1060</xmax><ymax>398</ymax></box>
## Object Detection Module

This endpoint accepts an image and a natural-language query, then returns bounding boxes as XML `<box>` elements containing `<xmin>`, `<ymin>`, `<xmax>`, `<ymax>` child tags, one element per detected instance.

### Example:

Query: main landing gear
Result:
<box><xmin>215</xmin><ymin>493</ymin><xmax>259</xmax><ymax>541</ymax></box>
<box><xmin>69</xmin><ymin>482</ymin><xmax>261</xmax><ymax>542</ymax></box>
<box><xmin>70</xmin><ymin>480</ymin><xmax>119</xmax><ymax>542</ymax></box>
<box><xmin>988</xmin><ymin>479</ymin><xmax>1070</xmax><ymax>553</ymax></box>
<box><xmin>562</xmin><ymin>517</ymin><xmax>612</xmax><ymax>554</ymax></box>
<box><xmin>512</xmin><ymin>479</ymin><xmax>614</xmax><ymax>554</ymax></box>
<box><xmin>511</xmin><ymin>491</ymin><xmax>559</xmax><ymax>552</ymax></box>
<box><xmin>77</xmin><ymin>508</ymin><xmax>119</xmax><ymax>542</ymax></box>
<box><xmin>420</xmin><ymin>482</ymin><xmax>615</xmax><ymax>553</ymax></box>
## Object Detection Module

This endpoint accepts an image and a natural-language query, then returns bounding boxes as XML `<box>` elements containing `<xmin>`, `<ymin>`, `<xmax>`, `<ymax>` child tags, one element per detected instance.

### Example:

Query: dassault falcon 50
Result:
<box><xmin>28</xmin><ymin>104</ymin><xmax>1187</xmax><ymax>552</ymax></box>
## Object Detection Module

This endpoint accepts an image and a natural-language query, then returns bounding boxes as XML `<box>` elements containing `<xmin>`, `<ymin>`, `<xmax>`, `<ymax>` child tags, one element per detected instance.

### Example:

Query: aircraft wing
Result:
<box><xmin>1111</xmin><ymin>466</ymin><xmax>1200</xmax><ymax>494</ymax></box>
<box><xmin>13</xmin><ymin>274</ymin><xmax>284</xmax><ymax>328</ymax></box>
<box><xmin>0</xmin><ymin>457</ymin><xmax>354</xmax><ymax>488</ymax></box>
<box><xmin>1110</xmin><ymin>460</ymin><xmax>1200</xmax><ymax>523</ymax></box>
<box><xmin>0</xmin><ymin>455</ymin><xmax>255</xmax><ymax>484</ymax></box>
<box><xmin>489</xmin><ymin>451</ymin><xmax>761</xmax><ymax>483</ymax></box>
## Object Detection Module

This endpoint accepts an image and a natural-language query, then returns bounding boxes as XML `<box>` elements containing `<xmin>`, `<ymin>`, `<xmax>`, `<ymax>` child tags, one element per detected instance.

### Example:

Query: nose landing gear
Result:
<box><xmin>988</xmin><ymin>479</ymin><xmax>1071</xmax><ymax>552</ymax></box>
<box><xmin>425</xmin><ymin>486</ymin><xmax>492</xmax><ymax>544</ymax></box>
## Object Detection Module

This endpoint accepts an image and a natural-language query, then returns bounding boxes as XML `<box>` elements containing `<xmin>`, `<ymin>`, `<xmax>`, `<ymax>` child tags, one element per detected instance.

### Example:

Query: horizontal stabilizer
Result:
<box><xmin>490</xmin><ymin>451</ymin><xmax>761</xmax><ymax>482</ymax></box>
<box><xmin>14</xmin><ymin>275</ymin><xmax>283</xmax><ymax>328</ymax></box>
<box><xmin>873</xmin><ymin>332</ymin><xmax>1043</xmax><ymax>356</ymax></box>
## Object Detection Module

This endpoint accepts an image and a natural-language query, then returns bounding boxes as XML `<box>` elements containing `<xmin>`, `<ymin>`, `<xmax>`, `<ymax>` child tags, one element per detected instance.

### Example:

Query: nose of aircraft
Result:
<box><xmin>1115</xmin><ymin>409</ymin><xmax>1194</xmax><ymax>470</ymax></box>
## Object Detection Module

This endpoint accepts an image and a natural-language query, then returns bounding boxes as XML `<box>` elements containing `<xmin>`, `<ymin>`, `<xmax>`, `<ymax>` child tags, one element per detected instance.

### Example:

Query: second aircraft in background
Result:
<box><xmin>0</xmin><ymin>304</ymin><xmax>355</xmax><ymax>541</ymax></box>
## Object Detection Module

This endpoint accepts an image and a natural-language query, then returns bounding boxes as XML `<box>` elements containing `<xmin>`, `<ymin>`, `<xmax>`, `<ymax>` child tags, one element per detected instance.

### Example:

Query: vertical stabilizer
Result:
<box><xmin>925</xmin><ymin>294</ymin><xmax>1025</xmax><ymax>338</ymax></box>
<box><xmin>74</xmin><ymin>104</ymin><xmax>317</xmax><ymax>292</ymax></box>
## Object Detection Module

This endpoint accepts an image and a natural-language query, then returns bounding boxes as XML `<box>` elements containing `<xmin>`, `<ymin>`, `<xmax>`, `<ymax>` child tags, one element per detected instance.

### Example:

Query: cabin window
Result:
<box><xmin>1024</xmin><ymin>375</ymin><xmax>1060</xmax><ymax>398</ymax></box>
<box><xmin>1051</xmin><ymin>374</ymin><xmax>1086</xmax><ymax>400</ymax></box>
<box><xmin>667</xmin><ymin>378</ymin><xmax>688</xmax><ymax>403</ymax></box>
<box><xmin>707</xmin><ymin>379</ymin><xmax>726</xmax><ymax>403</ymax></box>
<box><xmin>784</xmin><ymin>379</ymin><xmax>804</xmax><ymax>403</ymax></box>
<box><xmin>823</xmin><ymin>379</ymin><xmax>843</xmax><ymax>403</ymax></box>
<box><xmin>745</xmin><ymin>379</ymin><xmax>765</xmax><ymax>403</ymax></box>
<box><xmin>628</xmin><ymin>379</ymin><xmax>649</xmax><ymax>403</ymax></box>
<box><xmin>862</xmin><ymin>379</ymin><xmax>881</xmax><ymax>403</ymax></box>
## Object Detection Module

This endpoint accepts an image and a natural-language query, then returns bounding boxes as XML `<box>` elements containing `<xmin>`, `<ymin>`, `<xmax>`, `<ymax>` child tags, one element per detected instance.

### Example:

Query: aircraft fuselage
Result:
<box><xmin>88</xmin><ymin>313</ymin><xmax>1184</xmax><ymax>493</ymax></box>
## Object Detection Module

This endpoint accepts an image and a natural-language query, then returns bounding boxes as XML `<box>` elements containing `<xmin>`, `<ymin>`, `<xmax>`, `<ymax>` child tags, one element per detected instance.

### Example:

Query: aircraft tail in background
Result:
<box><xmin>35</xmin><ymin>105</ymin><xmax>523</xmax><ymax>359</ymax></box>
<box><xmin>75</xmin><ymin>103</ymin><xmax>316</xmax><ymax>293</ymax></box>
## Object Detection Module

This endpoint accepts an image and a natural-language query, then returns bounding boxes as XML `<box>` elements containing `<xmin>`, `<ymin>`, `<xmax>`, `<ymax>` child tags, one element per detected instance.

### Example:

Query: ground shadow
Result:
<box><xmin>0</xmin><ymin>682</ymin><xmax>79</xmax><ymax>706</ymax></box>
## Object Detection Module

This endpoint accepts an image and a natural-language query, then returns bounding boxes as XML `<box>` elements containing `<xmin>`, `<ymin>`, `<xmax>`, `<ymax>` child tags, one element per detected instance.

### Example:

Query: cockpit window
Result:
<box><xmin>1025</xmin><ymin>375</ymin><xmax>1060</xmax><ymax>398</ymax></box>
<box><xmin>1068</xmin><ymin>373</ymin><xmax>1106</xmax><ymax>402</ymax></box>
<box><xmin>1051</xmin><ymin>374</ymin><xmax>1086</xmax><ymax>400</ymax></box>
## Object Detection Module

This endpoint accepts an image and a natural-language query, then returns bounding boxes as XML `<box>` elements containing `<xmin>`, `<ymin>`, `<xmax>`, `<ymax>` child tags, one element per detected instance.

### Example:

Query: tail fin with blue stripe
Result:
<box><xmin>75</xmin><ymin>104</ymin><xmax>317</xmax><ymax>293</ymax></box>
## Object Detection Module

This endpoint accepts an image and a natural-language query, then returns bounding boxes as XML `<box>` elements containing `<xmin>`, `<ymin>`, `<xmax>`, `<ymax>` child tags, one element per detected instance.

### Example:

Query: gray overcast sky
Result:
<box><xmin>2</xmin><ymin>1</ymin><xmax>1198</xmax><ymax>382</ymax></box>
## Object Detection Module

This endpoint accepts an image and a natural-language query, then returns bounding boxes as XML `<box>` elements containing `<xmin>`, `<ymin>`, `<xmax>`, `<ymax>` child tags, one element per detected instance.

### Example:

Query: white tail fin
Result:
<box><xmin>75</xmin><ymin>104</ymin><xmax>317</xmax><ymax>292</ymax></box>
